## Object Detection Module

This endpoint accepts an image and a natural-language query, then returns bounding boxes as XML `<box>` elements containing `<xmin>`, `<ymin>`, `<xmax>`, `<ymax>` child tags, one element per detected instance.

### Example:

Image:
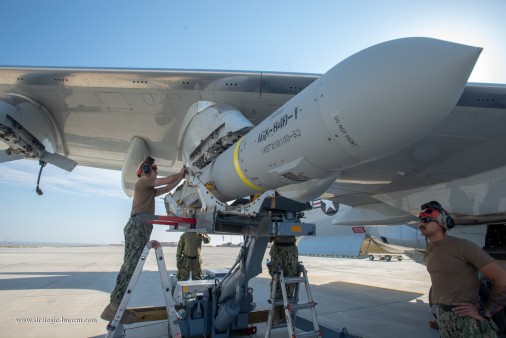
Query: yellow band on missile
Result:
<box><xmin>233</xmin><ymin>138</ymin><xmax>265</xmax><ymax>192</ymax></box>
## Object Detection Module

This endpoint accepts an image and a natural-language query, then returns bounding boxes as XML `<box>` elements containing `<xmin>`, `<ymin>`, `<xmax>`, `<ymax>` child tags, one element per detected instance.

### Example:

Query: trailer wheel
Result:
<box><xmin>369</xmin><ymin>255</ymin><xmax>375</xmax><ymax>261</ymax></box>
<box><xmin>385</xmin><ymin>255</ymin><xmax>392</xmax><ymax>262</ymax></box>
<box><xmin>397</xmin><ymin>256</ymin><xmax>403</xmax><ymax>261</ymax></box>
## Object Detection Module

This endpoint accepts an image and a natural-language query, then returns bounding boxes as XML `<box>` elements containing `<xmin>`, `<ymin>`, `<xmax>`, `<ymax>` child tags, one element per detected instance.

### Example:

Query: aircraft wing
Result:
<box><xmin>2</xmin><ymin>73</ymin><xmax>502</xmax><ymax>187</ymax></box>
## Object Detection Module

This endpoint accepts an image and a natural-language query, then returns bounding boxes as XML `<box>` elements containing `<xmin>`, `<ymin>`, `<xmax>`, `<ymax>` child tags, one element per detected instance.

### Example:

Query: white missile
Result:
<box><xmin>194</xmin><ymin>38</ymin><xmax>481</xmax><ymax>202</ymax></box>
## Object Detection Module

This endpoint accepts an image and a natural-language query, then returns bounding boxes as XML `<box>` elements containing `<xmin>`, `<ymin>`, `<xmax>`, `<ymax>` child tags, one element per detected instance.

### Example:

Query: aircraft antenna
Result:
<box><xmin>35</xmin><ymin>160</ymin><xmax>47</xmax><ymax>196</ymax></box>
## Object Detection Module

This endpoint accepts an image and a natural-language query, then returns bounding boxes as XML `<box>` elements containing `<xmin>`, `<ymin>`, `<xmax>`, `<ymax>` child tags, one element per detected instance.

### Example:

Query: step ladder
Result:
<box><xmin>265</xmin><ymin>263</ymin><xmax>321</xmax><ymax>338</ymax></box>
<box><xmin>106</xmin><ymin>240</ymin><xmax>182</xmax><ymax>338</ymax></box>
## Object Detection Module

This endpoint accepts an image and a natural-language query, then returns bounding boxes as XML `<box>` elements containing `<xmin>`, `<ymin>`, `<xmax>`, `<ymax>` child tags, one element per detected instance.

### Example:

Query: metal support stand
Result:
<box><xmin>105</xmin><ymin>240</ymin><xmax>181</xmax><ymax>338</ymax></box>
<box><xmin>266</xmin><ymin>263</ymin><xmax>320</xmax><ymax>338</ymax></box>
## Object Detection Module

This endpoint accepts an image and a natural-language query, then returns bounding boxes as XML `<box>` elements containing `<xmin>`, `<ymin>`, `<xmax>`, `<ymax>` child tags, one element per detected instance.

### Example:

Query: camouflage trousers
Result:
<box><xmin>436</xmin><ymin>307</ymin><xmax>498</xmax><ymax>338</ymax></box>
<box><xmin>110</xmin><ymin>218</ymin><xmax>153</xmax><ymax>304</ymax></box>
<box><xmin>177</xmin><ymin>256</ymin><xmax>203</xmax><ymax>281</ymax></box>
<box><xmin>268</xmin><ymin>244</ymin><xmax>299</xmax><ymax>300</ymax></box>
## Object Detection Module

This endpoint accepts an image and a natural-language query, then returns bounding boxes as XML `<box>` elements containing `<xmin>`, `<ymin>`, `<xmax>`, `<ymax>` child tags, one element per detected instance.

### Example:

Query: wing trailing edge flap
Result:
<box><xmin>39</xmin><ymin>152</ymin><xmax>77</xmax><ymax>171</ymax></box>
<box><xmin>0</xmin><ymin>141</ymin><xmax>76</xmax><ymax>171</ymax></box>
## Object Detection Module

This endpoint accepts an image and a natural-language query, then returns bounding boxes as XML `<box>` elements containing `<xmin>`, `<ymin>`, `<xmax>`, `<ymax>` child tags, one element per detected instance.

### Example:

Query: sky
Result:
<box><xmin>0</xmin><ymin>0</ymin><xmax>505</xmax><ymax>245</ymax></box>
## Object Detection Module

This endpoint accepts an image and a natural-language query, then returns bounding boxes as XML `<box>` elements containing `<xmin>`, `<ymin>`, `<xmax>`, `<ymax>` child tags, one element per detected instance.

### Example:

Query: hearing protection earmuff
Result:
<box><xmin>137</xmin><ymin>156</ymin><xmax>156</xmax><ymax>177</ymax></box>
<box><xmin>141</xmin><ymin>162</ymin><xmax>151</xmax><ymax>174</ymax></box>
<box><xmin>420</xmin><ymin>201</ymin><xmax>456</xmax><ymax>229</ymax></box>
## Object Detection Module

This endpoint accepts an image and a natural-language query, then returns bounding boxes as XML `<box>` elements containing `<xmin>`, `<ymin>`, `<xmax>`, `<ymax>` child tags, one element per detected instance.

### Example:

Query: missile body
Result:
<box><xmin>198</xmin><ymin>38</ymin><xmax>481</xmax><ymax>202</ymax></box>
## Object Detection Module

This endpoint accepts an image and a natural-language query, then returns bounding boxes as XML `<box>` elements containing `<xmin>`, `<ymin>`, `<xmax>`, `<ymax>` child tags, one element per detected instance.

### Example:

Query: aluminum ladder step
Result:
<box><xmin>282</xmin><ymin>276</ymin><xmax>305</xmax><ymax>284</ymax></box>
<box><xmin>293</xmin><ymin>330</ymin><xmax>321</xmax><ymax>338</ymax></box>
<box><xmin>288</xmin><ymin>301</ymin><xmax>316</xmax><ymax>311</ymax></box>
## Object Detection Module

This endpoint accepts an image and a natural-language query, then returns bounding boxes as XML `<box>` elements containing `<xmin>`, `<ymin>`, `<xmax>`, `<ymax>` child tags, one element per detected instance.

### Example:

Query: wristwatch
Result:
<box><xmin>479</xmin><ymin>308</ymin><xmax>491</xmax><ymax>320</ymax></box>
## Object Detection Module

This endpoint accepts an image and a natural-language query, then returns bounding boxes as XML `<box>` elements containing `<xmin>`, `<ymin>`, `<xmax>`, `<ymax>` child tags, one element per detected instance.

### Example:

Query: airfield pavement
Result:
<box><xmin>0</xmin><ymin>245</ymin><xmax>441</xmax><ymax>338</ymax></box>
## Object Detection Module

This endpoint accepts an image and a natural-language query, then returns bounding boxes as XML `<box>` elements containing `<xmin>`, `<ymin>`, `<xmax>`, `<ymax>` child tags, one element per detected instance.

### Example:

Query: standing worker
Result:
<box><xmin>101</xmin><ymin>157</ymin><xmax>187</xmax><ymax>323</ymax></box>
<box><xmin>419</xmin><ymin>200</ymin><xmax>506</xmax><ymax>337</ymax></box>
<box><xmin>268</xmin><ymin>235</ymin><xmax>299</xmax><ymax>323</ymax></box>
<box><xmin>176</xmin><ymin>230</ymin><xmax>210</xmax><ymax>280</ymax></box>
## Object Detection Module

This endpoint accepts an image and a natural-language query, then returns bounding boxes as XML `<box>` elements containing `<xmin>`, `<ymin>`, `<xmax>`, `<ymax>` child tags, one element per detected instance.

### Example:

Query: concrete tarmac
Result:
<box><xmin>0</xmin><ymin>245</ymin><xmax>439</xmax><ymax>338</ymax></box>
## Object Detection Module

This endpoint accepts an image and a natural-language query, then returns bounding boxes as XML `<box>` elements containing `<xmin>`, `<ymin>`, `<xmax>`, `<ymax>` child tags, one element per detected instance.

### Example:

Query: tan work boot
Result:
<box><xmin>100</xmin><ymin>302</ymin><xmax>137</xmax><ymax>324</ymax></box>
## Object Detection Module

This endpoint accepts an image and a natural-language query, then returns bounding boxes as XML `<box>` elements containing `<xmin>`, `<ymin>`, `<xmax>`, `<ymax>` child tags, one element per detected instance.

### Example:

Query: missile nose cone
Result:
<box><xmin>319</xmin><ymin>37</ymin><xmax>481</xmax><ymax>164</ymax></box>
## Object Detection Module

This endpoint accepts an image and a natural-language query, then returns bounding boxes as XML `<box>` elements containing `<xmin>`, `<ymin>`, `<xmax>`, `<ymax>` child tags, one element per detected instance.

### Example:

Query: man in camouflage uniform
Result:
<box><xmin>101</xmin><ymin>157</ymin><xmax>186</xmax><ymax>324</ymax></box>
<box><xmin>419</xmin><ymin>201</ymin><xmax>506</xmax><ymax>338</ymax></box>
<box><xmin>268</xmin><ymin>235</ymin><xmax>299</xmax><ymax>323</ymax></box>
<box><xmin>176</xmin><ymin>231</ymin><xmax>210</xmax><ymax>280</ymax></box>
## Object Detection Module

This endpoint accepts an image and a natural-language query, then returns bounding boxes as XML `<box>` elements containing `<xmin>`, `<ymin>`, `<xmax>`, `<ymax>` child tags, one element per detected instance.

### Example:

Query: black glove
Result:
<box><xmin>177</xmin><ymin>259</ymin><xmax>183</xmax><ymax>269</ymax></box>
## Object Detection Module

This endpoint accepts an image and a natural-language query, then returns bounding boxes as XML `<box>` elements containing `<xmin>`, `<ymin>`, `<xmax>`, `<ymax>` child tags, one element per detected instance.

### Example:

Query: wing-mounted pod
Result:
<box><xmin>0</xmin><ymin>93</ymin><xmax>76</xmax><ymax>171</ymax></box>
<box><xmin>121</xmin><ymin>136</ymin><xmax>151</xmax><ymax>197</ymax></box>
